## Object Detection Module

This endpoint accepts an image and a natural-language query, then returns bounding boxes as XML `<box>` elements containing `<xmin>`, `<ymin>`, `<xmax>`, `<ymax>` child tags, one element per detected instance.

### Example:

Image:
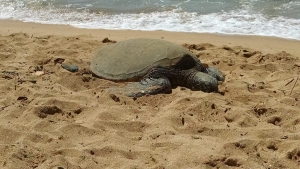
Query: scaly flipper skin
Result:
<box><xmin>126</xmin><ymin>77</ymin><xmax>171</xmax><ymax>97</ymax></box>
<box><xmin>125</xmin><ymin>66</ymin><xmax>220</xmax><ymax>98</ymax></box>
<box><xmin>61</xmin><ymin>64</ymin><xmax>79</xmax><ymax>72</ymax></box>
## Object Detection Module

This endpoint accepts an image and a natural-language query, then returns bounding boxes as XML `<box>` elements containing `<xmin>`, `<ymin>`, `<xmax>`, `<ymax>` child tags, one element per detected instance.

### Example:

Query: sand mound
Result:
<box><xmin>0</xmin><ymin>33</ymin><xmax>299</xmax><ymax>168</ymax></box>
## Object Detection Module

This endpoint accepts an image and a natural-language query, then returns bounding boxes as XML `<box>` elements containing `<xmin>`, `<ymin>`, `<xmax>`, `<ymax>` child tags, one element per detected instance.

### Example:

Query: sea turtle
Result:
<box><xmin>90</xmin><ymin>38</ymin><xmax>224</xmax><ymax>97</ymax></box>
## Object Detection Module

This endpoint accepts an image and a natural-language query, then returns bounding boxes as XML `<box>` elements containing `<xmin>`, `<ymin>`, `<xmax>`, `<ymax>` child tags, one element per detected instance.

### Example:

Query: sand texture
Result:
<box><xmin>1</xmin><ymin>22</ymin><xmax>300</xmax><ymax>169</ymax></box>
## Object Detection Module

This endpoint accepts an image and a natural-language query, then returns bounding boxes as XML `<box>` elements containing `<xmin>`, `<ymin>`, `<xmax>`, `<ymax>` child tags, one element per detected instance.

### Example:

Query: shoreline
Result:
<box><xmin>1</xmin><ymin>19</ymin><xmax>300</xmax><ymax>56</ymax></box>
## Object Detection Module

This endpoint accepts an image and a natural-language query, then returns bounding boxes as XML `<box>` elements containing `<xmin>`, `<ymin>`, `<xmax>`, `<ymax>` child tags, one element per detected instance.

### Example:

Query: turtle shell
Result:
<box><xmin>90</xmin><ymin>38</ymin><xmax>199</xmax><ymax>81</ymax></box>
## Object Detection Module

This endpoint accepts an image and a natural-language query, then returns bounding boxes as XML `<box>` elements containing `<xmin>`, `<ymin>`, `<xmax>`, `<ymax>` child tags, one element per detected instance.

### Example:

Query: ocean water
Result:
<box><xmin>1</xmin><ymin>0</ymin><xmax>300</xmax><ymax>40</ymax></box>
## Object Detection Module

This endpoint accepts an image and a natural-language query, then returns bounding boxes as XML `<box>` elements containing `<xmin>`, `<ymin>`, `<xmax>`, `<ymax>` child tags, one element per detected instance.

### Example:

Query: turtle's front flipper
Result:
<box><xmin>126</xmin><ymin>77</ymin><xmax>171</xmax><ymax>97</ymax></box>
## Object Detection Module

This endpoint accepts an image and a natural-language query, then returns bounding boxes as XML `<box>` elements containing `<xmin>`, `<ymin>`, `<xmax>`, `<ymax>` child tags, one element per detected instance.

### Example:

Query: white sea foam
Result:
<box><xmin>1</xmin><ymin>0</ymin><xmax>300</xmax><ymax>40</ymax></box>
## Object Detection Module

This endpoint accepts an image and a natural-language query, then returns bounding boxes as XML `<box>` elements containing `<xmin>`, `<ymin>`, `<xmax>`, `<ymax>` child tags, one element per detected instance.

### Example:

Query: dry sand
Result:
<box><xmin>0</xmin><ymin>20</ymin><xmax>300</xmax><ymax>169</ymax></box>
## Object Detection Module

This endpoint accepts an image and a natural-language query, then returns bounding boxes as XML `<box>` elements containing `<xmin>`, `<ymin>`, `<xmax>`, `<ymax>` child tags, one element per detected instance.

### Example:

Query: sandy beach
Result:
<box><xmin>0</xmin><ymin>20</ymin><xmax>300</xmax><ymax>169</ymax></box>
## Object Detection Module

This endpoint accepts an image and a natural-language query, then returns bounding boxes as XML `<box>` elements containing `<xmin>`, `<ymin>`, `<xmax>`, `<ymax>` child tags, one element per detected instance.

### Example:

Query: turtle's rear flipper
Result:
<box><xmin>126</xmin><ymin>77</ymin><xmax>171</xmax><ymax>98</ymax></box>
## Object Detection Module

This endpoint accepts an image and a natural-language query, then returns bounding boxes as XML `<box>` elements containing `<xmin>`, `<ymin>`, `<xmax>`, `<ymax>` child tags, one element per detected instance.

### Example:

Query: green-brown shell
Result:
<box><xmin>90</xmin><ymin>38</ymin><xmax>198</xmax><ymax>81</ymax></box>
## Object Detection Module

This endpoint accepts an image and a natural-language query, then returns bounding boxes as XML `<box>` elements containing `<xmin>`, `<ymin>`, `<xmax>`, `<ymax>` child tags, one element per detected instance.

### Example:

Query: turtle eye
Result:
<box><xmin>193</xmin><ymin>83</ymin><xmax>203</xmax><ymax>91</ymax></box>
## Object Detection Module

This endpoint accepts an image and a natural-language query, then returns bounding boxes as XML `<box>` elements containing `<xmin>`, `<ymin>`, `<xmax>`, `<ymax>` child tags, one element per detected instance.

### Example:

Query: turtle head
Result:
<box><xmin>190</xmin><ymin>72</ymin><xmax>219</xmax><ymax>92</ymax></box>
<box><xmin>206</xmin><ymin>67</ymin><xmax>225</xmax><ymax>82</ymax></box>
